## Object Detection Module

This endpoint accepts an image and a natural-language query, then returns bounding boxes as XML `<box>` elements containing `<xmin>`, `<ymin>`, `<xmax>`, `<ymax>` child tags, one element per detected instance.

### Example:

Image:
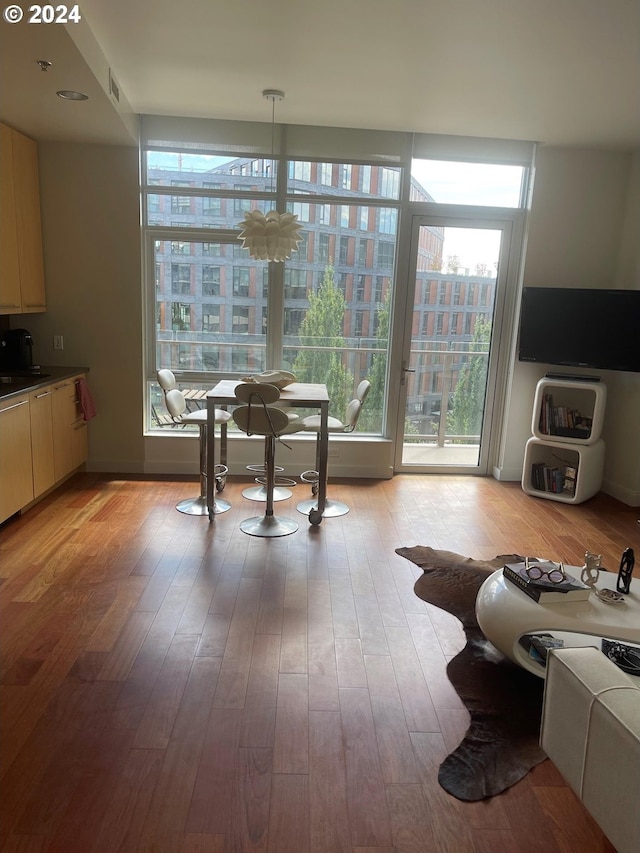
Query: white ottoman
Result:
<box><xmin>541</xmin><ymin>647</ymin><xmax>640</xmax><ymax>853</ymax></box>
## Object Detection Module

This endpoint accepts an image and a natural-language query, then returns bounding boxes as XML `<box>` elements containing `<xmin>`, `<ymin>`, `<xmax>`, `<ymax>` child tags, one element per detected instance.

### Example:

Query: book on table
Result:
<box><xmin>503</xmin><ymin>560</ymin><xmax>592</xmax><ymax>602</ymax></box>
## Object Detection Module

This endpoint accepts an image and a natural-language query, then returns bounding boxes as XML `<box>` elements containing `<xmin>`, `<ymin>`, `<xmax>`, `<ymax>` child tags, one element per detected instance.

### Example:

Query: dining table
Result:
<box><xmin>205</xmin><ymin>380</ymin><xmax>330</xmax><ymax>524</ymax></box>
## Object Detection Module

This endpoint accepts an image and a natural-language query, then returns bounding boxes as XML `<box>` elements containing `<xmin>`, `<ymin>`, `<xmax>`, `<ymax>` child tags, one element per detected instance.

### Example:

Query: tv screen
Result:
<box><xmin>518</xmin><ymin>287</ymin><xmax>640</xmax><ymax>373</ymax></box>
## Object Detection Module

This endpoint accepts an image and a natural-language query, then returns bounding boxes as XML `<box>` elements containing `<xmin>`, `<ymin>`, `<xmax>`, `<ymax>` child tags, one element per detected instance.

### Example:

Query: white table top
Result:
<box><xmin>207</xmin><ymin>380</ymin><xmax>329</xmax><ymax>406</ymax></box>
<box><xmin>476</xmin><ymin>567</ymin><xmax>640</xmax><ymax>677</ymax></box>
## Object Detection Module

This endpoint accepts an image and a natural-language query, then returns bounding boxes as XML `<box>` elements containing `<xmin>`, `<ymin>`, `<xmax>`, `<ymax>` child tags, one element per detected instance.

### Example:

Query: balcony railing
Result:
<box><xmin>153</xmin><ymin>336</ymin><xmax>489</xmax><ymax>447</ymax></box>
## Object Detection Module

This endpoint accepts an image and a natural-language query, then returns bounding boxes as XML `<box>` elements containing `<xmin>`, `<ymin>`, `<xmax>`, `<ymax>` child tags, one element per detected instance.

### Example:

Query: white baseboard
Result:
<box><xmin>492</xmin><ymin>464</ymin><xmax>523</xmax><ymax>482</ymax></box>
<box><xmin>602</xmin><ymin>477</ymin><xmax>640</xmax><ymax>507</ymax></box>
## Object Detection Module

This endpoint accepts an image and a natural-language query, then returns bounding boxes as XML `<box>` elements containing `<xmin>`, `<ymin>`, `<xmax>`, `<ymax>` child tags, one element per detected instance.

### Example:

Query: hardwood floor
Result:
<box><xmin>1</xmin><ymin>472</ymin><xmax>636</xmax><ymax>853</ymax></box>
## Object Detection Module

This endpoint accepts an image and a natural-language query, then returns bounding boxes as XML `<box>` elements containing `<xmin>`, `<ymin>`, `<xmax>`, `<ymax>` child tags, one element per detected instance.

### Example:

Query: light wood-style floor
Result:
<box><xmin>1</xmin><ymin>472</ymin><xmax>637</xmax><ymax>853</ymax></box>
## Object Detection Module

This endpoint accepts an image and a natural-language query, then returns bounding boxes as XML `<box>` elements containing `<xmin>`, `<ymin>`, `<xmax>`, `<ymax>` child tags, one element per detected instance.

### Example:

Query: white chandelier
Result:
<box><xmin>237</xmin><ymin>90</ymin><xmax>303</xmax><ymax>262</ymax></box>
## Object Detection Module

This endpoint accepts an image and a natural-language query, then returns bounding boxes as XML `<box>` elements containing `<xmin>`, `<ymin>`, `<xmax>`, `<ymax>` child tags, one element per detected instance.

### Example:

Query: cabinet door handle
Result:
<box><xmin>0</xmin><ymin>399</ymin><xmax>29</xmax><ymax>413</ymax></box>
<box><xmin>24</xmin><ymin>303</ymin><xmax>46</xmax><ymax>308</ymax></box>
<box><xmin>35</xmin><ymin>391</ymin><xmax>53</xmax><ymax>399</ymax></box>
<box><xmin>0</xmin><ymin>303</ymin><xmax>21</xmax><ymax>309</ymax></box>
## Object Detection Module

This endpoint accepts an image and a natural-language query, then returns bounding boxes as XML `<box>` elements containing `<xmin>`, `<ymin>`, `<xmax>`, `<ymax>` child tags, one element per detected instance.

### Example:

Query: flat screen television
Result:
<box><xmin>518</xmin><ymin>287</ymin><xmax>640</xmax><ymax>373</ymax></box>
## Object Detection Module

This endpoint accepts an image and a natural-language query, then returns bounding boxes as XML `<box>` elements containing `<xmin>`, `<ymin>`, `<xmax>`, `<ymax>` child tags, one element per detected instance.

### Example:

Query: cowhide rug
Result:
<box><xmin>396</xmin><ymin>545</ymin><xmax>547</xmax><ymax>801</ymax></box>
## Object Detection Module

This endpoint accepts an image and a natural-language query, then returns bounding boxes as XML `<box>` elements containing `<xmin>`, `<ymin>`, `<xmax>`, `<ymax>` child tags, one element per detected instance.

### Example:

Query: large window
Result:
<box><xmin>143</xmin><ymin>129</ymin><xmax>532</xmax><ymax>440</ymax></box>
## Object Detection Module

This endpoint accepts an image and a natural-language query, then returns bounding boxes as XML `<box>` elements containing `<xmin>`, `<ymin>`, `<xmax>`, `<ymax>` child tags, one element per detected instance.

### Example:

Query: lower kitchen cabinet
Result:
<box><xmin>1</xmin><ymin>373</ymin><xmax>89</xmax><ymax>524</ymax></box>
<box><xmin>0</xmin><ymin>393</ymin><xmax>34</xmax><ymax>522</ymax></box>
<box><xmin>52</xmin><ymin>378</ymin><xmax>78</xmax><ymax>482</ymax></box>
<box><xmin>30</xmin><ymin>384</ymin><xmax>55</xmax><ymax>498</ymax></box>
<box><xmin>52</xmin><ymin>375</ymin><xmax>88</xmax><ymax>483</ymax></box>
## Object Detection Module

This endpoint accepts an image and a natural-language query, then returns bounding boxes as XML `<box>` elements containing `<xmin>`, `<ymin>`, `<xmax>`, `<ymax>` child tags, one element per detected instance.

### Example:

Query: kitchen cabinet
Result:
<box><xmin>0</xmin><ymin>370</ymin><xmax>90</xmax><ymax>524</ymax></box>
<box><xmin>52</xmin><ymin>376</ymin><xmax>86</xmax><ymax>482</ymax></box>
<box><xmin>30</xmin><ymin>384</ymin><xmax>55</xmax><ymax>498</ymax></box>
<box><xmin>0</xmin><ymin>122</ymin><xmax>46</xmax><ymax>314</ymax></box>
<box><xmin>0</xmin><ymin>393</ymin><xmax>34</xmax><ymax>522</ymax></box>
<box><xmin>0</xmin><ymin>124</ymin><xmax>21</xmax><ymax>312</ymax></box>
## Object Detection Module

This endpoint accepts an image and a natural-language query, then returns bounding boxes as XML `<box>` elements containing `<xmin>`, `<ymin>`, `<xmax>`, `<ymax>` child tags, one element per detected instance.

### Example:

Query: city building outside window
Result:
<box><xmin>202</xmin><ymin>305</ymin><xmax>220</xmax><ymax>333</ymax></box>
<box><xmin>232</xmin><ymin>306</ymin><xmax>249</xmax><ymax>334</ymax></box>
<box><xmin>339</xmin><ymin>236</ymin><xmax>349</xmax><ymax>265</ymax></box>
<box><xmin>170</xmin><ymin>181</ymin><xmax>191</xmax><ymax>214</ymax></box>
<box><xmin>171</xmin><ymin>264</ymin><xmax>191</xmax><ymax>294</ymax></box>
<box><xmin>318</xmin><ymin>233</ymin><xmax>331</xmax><ymax>264</ymax></box>
<box><xmin>202</xmin><ymin>266</ymin><xmax>221</xmax><ymax>296</ymax></box>
<box><xmin>376</xmin><ymin>242</ymin><xmax>394</xmax><ymax>268</ymax></box>
<box><xmin>232</xmin><ymin>267</ymin><xmax>250</xmax><ymax>297</ymax></box>
<box><xmin>318</xmin><ymin>162</ymin><xmax>332</xmax><ymax>186</ymax></box>
<box><xmin>171</xmin><ymin>302</ymin><xmax>191</xmax><ymax>331</ymax></box>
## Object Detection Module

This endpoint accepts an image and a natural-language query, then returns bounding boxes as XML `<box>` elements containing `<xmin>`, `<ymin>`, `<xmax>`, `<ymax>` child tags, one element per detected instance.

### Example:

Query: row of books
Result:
<box><xmin>538</xmin><ymin>393</ymin><xmax>592</xmax><ymax>438</ymax></box>
<box><xmin>503</xmin><ymin>560</ymin><xmax>591</xmax><ymax>603</ymax></box>
<box><xmin>530</xmin><ymin>461</ymin><xmax>577</xmax><ymax>494</ymax></box>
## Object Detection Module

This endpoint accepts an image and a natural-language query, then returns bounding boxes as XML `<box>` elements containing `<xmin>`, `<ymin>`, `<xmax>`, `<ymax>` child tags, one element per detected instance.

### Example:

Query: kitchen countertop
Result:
<box><xmin>0</xmin><ymin>366</ymin><xmax>89</xmax><ymax>401</ymax></box>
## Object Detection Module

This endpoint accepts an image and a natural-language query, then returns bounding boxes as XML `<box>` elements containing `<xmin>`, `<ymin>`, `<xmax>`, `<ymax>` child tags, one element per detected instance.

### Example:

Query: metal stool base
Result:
<box><xmin>176</xmin><ymin>495</ymin><xmax>231</xmax><ymax>516</ymax></box>
<box><xmin>296</xmin><ymin>498</ymin><xmax>350</xmax><ymax>518</ymax></box>
<box><xmin>239</xmin><ymin>515</ymin><xmax>299</xmax><ymax>537</ymax></box>
<box><xmin>242</xmin><ymin>485</ymin><xmax>293</xmax><ymax>502</ymax></box>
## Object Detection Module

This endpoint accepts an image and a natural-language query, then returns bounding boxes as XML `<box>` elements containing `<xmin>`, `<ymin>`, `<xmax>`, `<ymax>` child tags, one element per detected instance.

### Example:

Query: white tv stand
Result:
<box><xmin>522</xmin><ymin>377</ymin><xmax>606</xmax><ymax>504</ymax></box>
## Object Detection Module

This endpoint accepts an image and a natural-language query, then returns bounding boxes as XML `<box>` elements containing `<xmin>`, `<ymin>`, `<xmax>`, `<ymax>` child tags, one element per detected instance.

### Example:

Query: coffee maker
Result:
<box><xmin>0</xmin><ymin>329</ymin><xmax>36</xmax><ymax>371</ymax></box>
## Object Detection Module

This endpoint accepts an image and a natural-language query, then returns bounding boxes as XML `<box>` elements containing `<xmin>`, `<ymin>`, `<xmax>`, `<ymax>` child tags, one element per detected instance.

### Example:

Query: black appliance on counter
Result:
<box><xmin>0</xmin><ymin>328</ymin><xmax>37</xmax><ymax>371</ymax></box>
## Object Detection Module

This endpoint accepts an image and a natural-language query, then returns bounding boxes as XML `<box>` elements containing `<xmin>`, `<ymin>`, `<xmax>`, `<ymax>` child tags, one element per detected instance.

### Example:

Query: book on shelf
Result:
<box><xmin>530</xmin><ymin>462</ymin><xmax>577</xmax><ymax>495</ymax></box>
<box><xmin>503</xmin><ymin>561</ymin><xmax>592</xmax><ymax>602</ymax></box>
<box><xmin>538</xmin><ymin>392</ymin><xmax>592</xmax><ymax>438</ymax></box>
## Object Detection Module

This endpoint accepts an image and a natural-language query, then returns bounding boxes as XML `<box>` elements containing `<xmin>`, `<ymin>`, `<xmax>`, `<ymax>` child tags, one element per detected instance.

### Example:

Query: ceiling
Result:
<box><xmin>1</xmin><ymin>0</ymin><xmax>640</xmax><ymax>151</ymax></box>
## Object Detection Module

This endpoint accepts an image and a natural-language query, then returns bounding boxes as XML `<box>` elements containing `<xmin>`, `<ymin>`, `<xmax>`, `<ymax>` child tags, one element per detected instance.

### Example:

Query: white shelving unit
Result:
<box><xmin>522</xmin><ymin>377</ymin><xmax>607</xmax><ymax>504</ymax></box>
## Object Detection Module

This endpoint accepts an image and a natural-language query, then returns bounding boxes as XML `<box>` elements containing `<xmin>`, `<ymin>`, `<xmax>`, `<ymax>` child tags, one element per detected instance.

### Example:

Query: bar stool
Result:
<box><xmin>158</xmin><ymin>369</ymin><xmax>229</xmax><ymax>491</ymax></box>
<box><xmin>233</xmin><ymin>383</ymin><xmax>300</xmax><ymax>537</ymax></box>
<box><xmin>243</xmin><ymin>407</ymin><xmax>301</xmax><ymax>502</ymax></box>
<box><xmin>158</xmin><ymin>372</ymin><xmax>231</xmax><ymax>516</ymax></box>
<box><xmin>297</xmin><ymin>379</ymin><xmax>370</xmax><ymax>519</ymax></box>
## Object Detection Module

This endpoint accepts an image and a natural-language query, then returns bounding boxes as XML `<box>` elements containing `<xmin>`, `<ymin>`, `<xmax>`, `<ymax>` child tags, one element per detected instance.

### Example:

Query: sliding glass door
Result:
<box><xmin>393</xmin><ymin>214</ymin><xmax>514</xmax><ymax>473</ymax></box>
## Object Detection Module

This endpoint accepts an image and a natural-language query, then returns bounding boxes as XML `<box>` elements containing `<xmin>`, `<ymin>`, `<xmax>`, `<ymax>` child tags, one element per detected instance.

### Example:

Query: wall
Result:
<box><xmin>25</xmin><ymin>140</ymin><xmax>640</xmax><ymax>504</ymax></box>
<box><xmin>606</xmin><ymin>151</ymin><xmax>640</xmax><ymax>503</ymax></box>
<box><xmin>495</xmin><ymin>146</ymin><xmax>640</xmax><ymax>505</ymax></box>
<box><xmin>24</xmin><ymin>142</ymin><xmax>145</xmax><ymax>472</ymax></box>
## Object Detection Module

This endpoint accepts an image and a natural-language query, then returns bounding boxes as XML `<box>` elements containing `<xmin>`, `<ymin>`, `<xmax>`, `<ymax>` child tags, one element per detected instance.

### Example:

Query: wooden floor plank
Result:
<box><xmin>0</xmin><ymin>473</ymin><xmax>635</xmax><ymax>852</ymax></box>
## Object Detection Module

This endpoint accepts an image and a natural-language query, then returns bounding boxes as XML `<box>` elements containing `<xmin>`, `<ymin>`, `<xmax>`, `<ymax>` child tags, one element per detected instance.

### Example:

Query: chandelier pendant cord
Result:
<box><xmin>236</xmin><ymin>89</ymin><xmax>303</xmax><ymax>262</ymax></box>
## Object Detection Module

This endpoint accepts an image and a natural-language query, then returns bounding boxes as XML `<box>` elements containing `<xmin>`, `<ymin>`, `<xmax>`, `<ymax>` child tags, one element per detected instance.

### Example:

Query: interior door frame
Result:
<box><xmin>389</xmin><ymin>204</ymin><xmax>526</xmax><ymax>475</ymax></box>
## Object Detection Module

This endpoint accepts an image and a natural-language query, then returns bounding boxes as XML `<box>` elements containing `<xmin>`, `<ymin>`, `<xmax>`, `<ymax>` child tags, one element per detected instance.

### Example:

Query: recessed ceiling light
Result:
<box><xmin>56</xmin><ymin>90</ymin><xmax>89</xmax><ymax>101</ymax></box>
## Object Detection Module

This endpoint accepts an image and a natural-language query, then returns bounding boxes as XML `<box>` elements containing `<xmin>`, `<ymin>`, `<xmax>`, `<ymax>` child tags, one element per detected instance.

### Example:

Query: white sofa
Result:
<box><xmin>540</xmin><ymin>646</ymin><xmax>640</xmax><ymax>853</ymax></box>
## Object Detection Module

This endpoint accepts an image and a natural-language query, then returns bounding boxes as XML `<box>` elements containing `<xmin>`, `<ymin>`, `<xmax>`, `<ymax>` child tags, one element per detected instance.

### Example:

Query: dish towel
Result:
<box><xmin>77</xmin><ymin>377</ymin><xmax>97</xmax><ymax>421</ymax></box>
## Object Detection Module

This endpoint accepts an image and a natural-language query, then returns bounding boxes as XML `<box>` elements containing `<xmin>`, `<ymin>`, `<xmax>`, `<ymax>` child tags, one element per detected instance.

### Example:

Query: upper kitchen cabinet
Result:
<box><xmin>0</xmin><ymin>122</ymin><xmax>46</xmax><ymax>314</ymax></box>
